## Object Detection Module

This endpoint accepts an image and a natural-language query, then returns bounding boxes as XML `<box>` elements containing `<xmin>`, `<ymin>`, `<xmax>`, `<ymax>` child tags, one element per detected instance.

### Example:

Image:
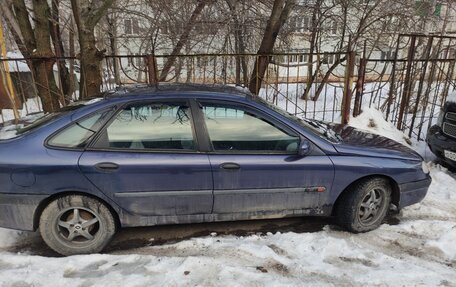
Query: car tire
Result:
<box><xmin>335</xmin><ymin>177</ymin><xmax>392</xmax><ymax>233</ymax></box>
<box><xmin>39</xmin><ymin>195</ymin><xmax>116</xmax><ymax>256</ymax></box>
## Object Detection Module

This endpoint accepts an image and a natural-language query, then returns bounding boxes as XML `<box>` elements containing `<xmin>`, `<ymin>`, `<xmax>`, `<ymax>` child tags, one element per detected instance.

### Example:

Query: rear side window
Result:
<box><xmin>94</xmin><ymin>102</ymin><xmax>195</xmax><ymax>151</ymax></box>
<box><xmin>47</xmin><ymin>109</ymin><xmax>114</xmax><ymax>148</ymax></box>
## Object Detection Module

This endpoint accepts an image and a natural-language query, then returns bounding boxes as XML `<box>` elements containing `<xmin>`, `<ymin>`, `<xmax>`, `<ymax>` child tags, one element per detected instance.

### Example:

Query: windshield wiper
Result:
<box><xmin>76</xmin><ymin>122</ymin><xmax>96</xmax><ymax>134</ymax></box>
<box><xmin>302</xmin><ymin>119</ymin><xmax>342</xmax><ymax>142</ymax></box>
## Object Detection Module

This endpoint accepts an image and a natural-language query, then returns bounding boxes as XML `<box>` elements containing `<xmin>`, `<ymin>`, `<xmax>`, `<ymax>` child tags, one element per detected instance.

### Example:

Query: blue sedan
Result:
<box><xmin>0</xmin><ymin>84</ymin><xmax>431</xmax><ymax>255</ymax></box>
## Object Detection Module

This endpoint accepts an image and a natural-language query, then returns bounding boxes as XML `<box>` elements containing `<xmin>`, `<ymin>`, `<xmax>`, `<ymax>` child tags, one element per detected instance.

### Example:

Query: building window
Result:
<box><xmin>161</xmin><ymin>22</ymin><xmax>170</xmax><ymax>34</ymax></box>
<box><xmin>441</xmin><ymin>48</ymin><xmax>455</xmax><ymax>59</ymax></box>
<box><xmin>289</xmin><ymin>15</ymin><xmax>312</xmax><ymax>33</ymax></box>
<box><xmin>322</xmin><ymin>53</ymin><xmax>334</xmax><ymax>65</ymax></box>
<box><xmin>287</xmin><ymin>49</ymin><xmax>309</xmax><ymax>64</ymax></box>
<box><xmin>380</xmin><ymin>50</ymin><xmax>395</xmax><ymax>62</ymax></box>
<box><xmin>328</xmin><ymin>20</ymin><xmax>338</xmax><ymax>35</ymax></box>
<box><xmin>302</xmin><ymin>15</ymin><xmax>311</xmax><ymax>31</ymax></box>
<box><xmin>288</xmin><ymin>17</ymin><xmax>297</xmax><ymax>30</ymax></box>
<box><xmin>361</xmin><ymin>0</ymin><xmax>374</xmax><ymax>6</ymax></box>
<box><xmin>415</xmin><ymin>1</ymin><xmax>442</xmax><ymax>17</ymax></box>
<box><xmin>435</xmin><ymin>3</ymin><xmax>442</xmax><ymax>16</ymax></box>
<box><xmin>288</xmin><ymin>54</ymin><xmax>298</xmax><ymax>63</ymax></box>
<box><xmin>124</xmin><ymin>18</ymin><xmax>140</xmax><ymax>35</ymax></box>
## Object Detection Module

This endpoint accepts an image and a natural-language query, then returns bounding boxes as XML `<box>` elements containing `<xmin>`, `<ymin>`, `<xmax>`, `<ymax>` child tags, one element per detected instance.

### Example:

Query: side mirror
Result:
<box><xmin>298</xmin><ymin>140</ymin><xmax>311</xmax><ymax>156</ymax></box>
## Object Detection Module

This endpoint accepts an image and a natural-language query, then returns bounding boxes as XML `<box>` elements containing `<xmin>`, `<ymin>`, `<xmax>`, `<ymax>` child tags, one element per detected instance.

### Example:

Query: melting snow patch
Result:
<box><xmin>0</xmin><ymin>228</ymin><xmax>21</xmax><ymax>248</ymax></box>
<box><xmin>83</xmin><ymin>98</ymin><xmax>104</xmax><ymax>105</ymax></box>
<box><xmin>447</xmin><ymin>93</ymin><xmax>456</xmax><ymax>103</ymax></box>
<box><xmin>426</xmin><ymin>225</ymin><xmax>456</xmax><ymax>261</ymax></box>
<box><xmin>349</xmin><ymin>107</ymin><xmax>412</xmax><ymax>146</ymax></box>
<box><xmin>0</xmin><ymin>128</ymin><xmax>17</xmax><ymax>140</ymax></box>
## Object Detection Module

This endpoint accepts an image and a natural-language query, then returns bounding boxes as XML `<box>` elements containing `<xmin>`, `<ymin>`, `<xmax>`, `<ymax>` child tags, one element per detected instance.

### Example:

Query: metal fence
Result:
<box><xmin>2</xmin><ymin>33</ymin><xmax>456</xmax><ymax>141</ymax></box>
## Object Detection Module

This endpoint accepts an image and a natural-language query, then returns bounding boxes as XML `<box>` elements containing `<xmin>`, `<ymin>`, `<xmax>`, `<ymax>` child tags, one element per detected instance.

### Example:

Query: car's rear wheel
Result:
<box><xmin>335</xmin><ymin>178</ymin><xmax>391</xmax><ymax>233</ymax></box>
<box><xmin>39</xmin><ymin>195</ymin><xmax>116</xmax><ymax>256</ymax></box>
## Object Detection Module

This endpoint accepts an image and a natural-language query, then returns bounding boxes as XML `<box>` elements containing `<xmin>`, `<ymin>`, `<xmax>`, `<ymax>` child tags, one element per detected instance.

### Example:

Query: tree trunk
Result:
<box><xmin>301</xmin><ymin>0</ymin><xmax>321</xmax><ymax>100</ymax></box>
<box><xmin>159</xmin><ymin>0</ymin><xmax>210</xmax><ymax>81</ymax></box>
<box><xmin>79</xmin><ymin>29</ymin><xmax>104</xmax><ymax>98</ymax></box>
<box><xmin>71</xmin><ymin>0</ymin><xmax>114</xmax><ymax>99</ymax></box>
<box><xmin>106</xmin><ymin>15</ymin><xmax>120</xmax><ymax>85</ymax></box>
<box><xmin>50</xmin><ymin>0</ymin><xmax>72</xmax><ymax>104</ymax></box>
<box><xmin>32</xmin><ymin>59</ymin><xmax>60</xmax><ymax>112</ymax></box>
<box><xmin>226</xmin><ymin>0</ymin><xmax>248</xmax><ymax>86</ymax></box>
<box><xmin>32</xmin><ymin>0</ymin><xmax>61</xmax><ymax>111</ymax></box>
<box><xmin>248</xmin><ymin>0</ymin><xmax>295</xmax><ymax>95</ymax></box>
<box><xmin>7</xmin><ymin>0</ymin><xmax>61</xmax><ymax>112</ymax></box>
<box><xmin>69</xmin><ymin>17</ymin><xmax>76</xmax><ymax>100</ymax></box>
<box><xmin>227</xmin><ymin>0</ymin><xmax>240</xmax><ymax>85</ymax></box>
<box><xmin>240</xmin><ymin>0</ymin><xmax>248</xmax><ymax>86</ymax></box>
<box><xmin>11</xmin><ymin>0</ymin><xmax>35</xmax><ymax>57</ymax></box>
<box><xmin>312</xmin><ymin>56</ymin><xmax>346</xmax><ymax>101</ymax></box>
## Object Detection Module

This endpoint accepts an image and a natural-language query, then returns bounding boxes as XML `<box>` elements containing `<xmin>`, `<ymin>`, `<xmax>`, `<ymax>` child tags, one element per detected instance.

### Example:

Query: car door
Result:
<box><xmin>78</xmin><ymin>100</ymin><xmax>213</xmax><ymax>216</ymax></box>
<box><xmin>196</xmin><ymin>100</ymin><xmax>334</xmax><ymax>214</ymax></box>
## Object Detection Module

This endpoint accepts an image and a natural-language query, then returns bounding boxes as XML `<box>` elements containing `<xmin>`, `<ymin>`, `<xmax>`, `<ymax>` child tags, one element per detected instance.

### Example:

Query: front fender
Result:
<box><xmin>326</xmin><ymin>156</ymin><xmax>428</xmax><ymax>208</ymax></box>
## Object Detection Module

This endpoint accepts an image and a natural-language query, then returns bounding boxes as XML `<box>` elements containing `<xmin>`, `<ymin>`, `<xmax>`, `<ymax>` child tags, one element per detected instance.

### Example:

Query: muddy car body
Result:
<box><xmin>0</xmin><ymin>84</ymin><xmax>431</xmax><ymax>255</ymax></box>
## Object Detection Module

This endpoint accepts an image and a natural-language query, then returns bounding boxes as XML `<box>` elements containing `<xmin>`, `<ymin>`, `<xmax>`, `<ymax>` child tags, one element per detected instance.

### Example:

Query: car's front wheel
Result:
<box><xmin>39</xmin><ymin>195</ymin><xmax>116</xmax><ymax>256</ymax></box>
<box><xmin>336</xmin><ymin>177</ymin><xmax>392</xmax><ymax>233</ymax></box>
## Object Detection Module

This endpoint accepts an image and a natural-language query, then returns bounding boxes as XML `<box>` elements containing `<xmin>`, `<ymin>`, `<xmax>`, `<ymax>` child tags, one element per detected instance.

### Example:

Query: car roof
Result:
<box><xmin>70</xmin><ymin>83</ymin><xmax>255</xmax><ymax>121</ymax></box>
<box><xmin>103</xmin><ymin>83</ymin><xmax>254</xmax><ymax>99</ymax></box>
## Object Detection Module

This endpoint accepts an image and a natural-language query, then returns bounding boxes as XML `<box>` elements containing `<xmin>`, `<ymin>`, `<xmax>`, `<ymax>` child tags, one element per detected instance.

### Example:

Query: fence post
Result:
<box><xmin>397</xmin><ymin>35</ymin><xmax>417</xmax><ymax>131</ymax></box>
<box><xmin>386</xmin><ymin>36</ymin><xmax>401</xmax><ymax>121</ymax></box>
<box><xmin>341</xmin><ymin>47</ymin><xmax>356</xmax><ymax>125</ymax></box>
<box><xmin>146</xmin><ymin>55</ymin><xmax>158</xmax><ymax>84</ymax></box>
<box><xmin>353</xmin><ymin>41</ymin><xmax>367</xmax><ymax>117</ymax></box>
<box><xmin>409</xmin><ymin>36</ymin><xmax>433</xmax><ymax>139</ymax></box>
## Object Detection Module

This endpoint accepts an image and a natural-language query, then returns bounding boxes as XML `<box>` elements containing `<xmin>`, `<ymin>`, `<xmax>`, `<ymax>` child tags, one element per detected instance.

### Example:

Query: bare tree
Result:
<box><xmin>248</xmin><ymin>0</ymin><xmax>295</xmax><ymax>95</ymax></box>
<box><xmin>296</xmin><ymin>0</ymin><xmax>427</xmax><ymax>101</ymax></box>
<box><xmin>226</xmin><ymin>0</ymin><xmax>249</xmax><ymax>85</ymax></box>
<box><xmin>159</xmin><ymin>0</ymin><xmax>212</xmax><ymax>81</ymax></box>
<box><xmin>301</xmin><ymin>0</ymin><xmax>324</xmax><ymax>100</ymax></box>
<box><xmin>50</xmin><ymin>0</ymin><xmax>72</xmax><ymax>103</ymax></box>
<box><xmin>1</xmin><ymin>0</ymin><xmax>62</xmax><ymax>112</ymax></box>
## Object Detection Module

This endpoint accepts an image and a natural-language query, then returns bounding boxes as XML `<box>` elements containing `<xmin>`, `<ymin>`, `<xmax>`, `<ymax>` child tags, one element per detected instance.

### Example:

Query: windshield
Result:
<box><xmin>254</xmin><ymin>97</ymin><xmax>342</xmax><ymax>143</ymax></box>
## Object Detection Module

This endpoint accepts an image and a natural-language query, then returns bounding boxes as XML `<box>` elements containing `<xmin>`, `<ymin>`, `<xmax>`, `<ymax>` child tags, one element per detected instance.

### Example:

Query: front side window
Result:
<box><xmin>95</xmin><ymin>102</ymin><xmax>195</xmax><ymax>150</ymax></box>
<box><xmin>254</xmin><ymin>97</ymin><xmax>342</xmax><ymax>143</ymax></box>
<box><xmin>48</xmin><ymin>108</ymin><xmax>114</xmax><ymax>148</ymax></box>
<box><xmin>201</xmin><ymin>103</ymin><xmax>300</xmax><ymax>153</ymax></box>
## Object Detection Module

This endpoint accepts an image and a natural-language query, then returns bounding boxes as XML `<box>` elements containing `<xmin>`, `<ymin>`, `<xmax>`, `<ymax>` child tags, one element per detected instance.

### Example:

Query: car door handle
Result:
<box><xmin>220</xmin><ymin>162</ymin><xmax>241</xmax><ymax>170</ymax></box>
<box><xmin>95</xmin><ymin>162</ymin><xmax>119</xmax><ymax>171</ymax></box>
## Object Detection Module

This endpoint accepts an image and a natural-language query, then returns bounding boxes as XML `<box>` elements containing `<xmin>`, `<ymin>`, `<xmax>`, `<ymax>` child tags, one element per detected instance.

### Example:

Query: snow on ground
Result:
<box><xmin>448</xmin><ymin>91</ymin><xmax>456</xmax><ymax>103</ymax></box>
<box><xmin>0</xmin><ymin>228</ymin><xmax>19</xmax><ymax>249</ymax></box>
<box><xmin>0</xmin><ymin>107</ymin><xmax>455</xmax><ymax>286</ymax></box>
